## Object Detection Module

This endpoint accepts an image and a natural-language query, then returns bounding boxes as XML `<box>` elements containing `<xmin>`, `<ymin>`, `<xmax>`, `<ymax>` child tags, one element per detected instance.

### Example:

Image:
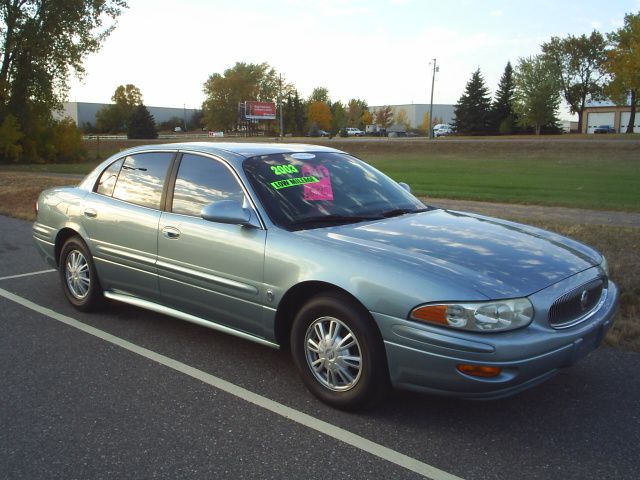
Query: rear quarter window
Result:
<box><xmin>111</xmin><ymin>152</ymin><xmax>173</xmax><ymax>209</ymax></box>
<box><xmin>95</xmin><ymin>159</ymin><xmax>124</xmax><ymax>196</ymax></box>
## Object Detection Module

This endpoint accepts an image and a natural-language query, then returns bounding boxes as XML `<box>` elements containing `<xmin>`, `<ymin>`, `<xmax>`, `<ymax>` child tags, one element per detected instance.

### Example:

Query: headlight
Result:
<box><xmin>410</xmin><ymin>298</ymin><xmax>534</xmax><ymax>332</ymax></box>
<box><xmin>600</xmin><ymin>256</ymin><xmax>609</xmax><ymax>276</ymax></box>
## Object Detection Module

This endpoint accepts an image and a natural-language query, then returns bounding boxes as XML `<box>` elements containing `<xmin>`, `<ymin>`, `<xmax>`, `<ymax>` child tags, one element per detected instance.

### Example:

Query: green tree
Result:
<box><xmin>96</xmin><ymin>83</ymin><xmax>143</xmax><ymax>133</ymax></box>
<box><xmin>0</xmin><ymin>0</ymin><xmax>127</xmax><ymax>162</ymax></box>
<box><xmin>127</xmin><ymin>104</ymin><xmax>157</xmax><ymax>139</ymax></box>
<box><xmin>283</xmin><ymin>90</ymin><xmax>305</xmax><ymax>135</ymax></box>
<box><xmin>452</xmin><ymin>69</ymin><xmax>492</xmax><ymax>135</ymax></box>
<box><xmin>541</xmin><ymin>31</ymin><xmax>607</xmax><ymax>133</ymax></box>
<box><xmin>308</xmin><ymin>87</ymin><xmax>330</xmax><ymax>104</ymax></box>
<box><xmin>605</xmin><ymin>12</ymin><xmax>640</xmax><ymax>133</ymax></box>
<box><xmin>514</xmin><ymin>56</ymin><xmax>561</xmax><ymax>135</ymax></box>
<box><xmin>491</xmin><ymin>62</ymin><xmax>517</xmax><ymax>134</ymax></box>
<box><xmin>188</xmin><ymin>110</ymin><xmax>204</xmax><ymax>131</ymax></box>
<box><xmin>374</xmin><ymin>105</ymin><xmax>394</xmax><ymax>128</ymax></box>
<box><xmin>95</xmin><ymin>104</ymin><xmax>124</xmax><ymax>133</ymax></box>
<box><xmin>346</xmin><ymin>98</ymin><xmax>368</xmax><ymax>128</ymax></box>
<box><xmin>202</xmin><ymin>62</ymin><xmax>279</xmax><ymax>131</ymax></box>
<box><xmin>0</xmin><ymin>114</ymin><xmax>22</xmax><ymax>161</ymax></box>
<box><xmin>112</xmin><ymin>84</ymin><xmax>142</xmax><ymax>108</ymax></box>
<box><xmin>331</xmin><ymin>101</ymin><xmax>347</xmax><ymax>132</ymax></box>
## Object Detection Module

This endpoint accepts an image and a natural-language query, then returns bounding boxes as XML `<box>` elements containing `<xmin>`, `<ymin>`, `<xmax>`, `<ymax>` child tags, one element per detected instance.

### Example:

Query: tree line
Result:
<box><xmin>0</xmin><ymin>0</ymin><xmax>127</xmax><ymax>163</ymax></box>
<box><xmin>454</xmin><ymin>12</ymin><xmax>640</xmax><ymax>135</ymax></box>
<box><xmin>0</xmin><ymin>2</ymin><xmax>638</xmax><ymax>164</ymax></box>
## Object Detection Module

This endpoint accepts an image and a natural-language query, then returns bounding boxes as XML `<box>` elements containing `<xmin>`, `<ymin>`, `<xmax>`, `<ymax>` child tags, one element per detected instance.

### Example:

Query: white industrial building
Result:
<box><xmin>368</xmin><ymin>104</ymin><xmax>455</xmax><ymax>128</ymax></box>
<box><xmin>55</xmin><ymin>102</ymin><xmax>199</xmax><ymax>128</ymax></box>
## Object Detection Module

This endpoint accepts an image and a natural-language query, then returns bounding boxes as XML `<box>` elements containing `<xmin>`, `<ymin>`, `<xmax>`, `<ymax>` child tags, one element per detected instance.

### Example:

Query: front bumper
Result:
<box><xmin>374</xmin><ymin>273</ymin><xmax>619</xmax><ymax>399</ymax></box>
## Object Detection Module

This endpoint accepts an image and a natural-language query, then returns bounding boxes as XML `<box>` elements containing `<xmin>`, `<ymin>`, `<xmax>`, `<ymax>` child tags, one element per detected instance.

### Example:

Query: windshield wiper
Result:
<box><xmin>380</xmin><ymin>207</ymin><xmax>430</xmax><ymax>218</ymax></box>
<box><xmin>290</xmin><ymin>214</ymin><xmax>383</xmax><ymax>228</ymax></box>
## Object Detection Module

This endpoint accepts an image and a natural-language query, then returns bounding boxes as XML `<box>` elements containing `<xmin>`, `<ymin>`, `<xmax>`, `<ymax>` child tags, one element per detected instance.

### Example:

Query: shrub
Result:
<box><xmin>53</xmin><ymin>118</ymin><xmax>86</xmax><ymax>163</ymax></box>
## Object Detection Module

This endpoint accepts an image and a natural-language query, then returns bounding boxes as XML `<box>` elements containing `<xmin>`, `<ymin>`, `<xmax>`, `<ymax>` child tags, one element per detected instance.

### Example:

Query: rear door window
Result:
<box><xmin>112</xmin><ymin>152</ymin><xmax>173</xmax><ymax>209</ymax></box>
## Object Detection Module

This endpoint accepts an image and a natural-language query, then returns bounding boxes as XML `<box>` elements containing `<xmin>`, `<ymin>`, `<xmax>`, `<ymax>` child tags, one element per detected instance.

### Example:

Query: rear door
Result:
<box><xmin>82</xmin><ymin>151</ymin><xmax>174</xmax><ymax>301</ymax></box>
<box><xmin>157</xmin><ymin>153</ymin><xmax>268</xmax><ymax>337</ymax></box>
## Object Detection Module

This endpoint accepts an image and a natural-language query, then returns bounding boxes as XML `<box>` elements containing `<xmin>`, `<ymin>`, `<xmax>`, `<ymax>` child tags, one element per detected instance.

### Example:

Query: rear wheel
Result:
<box><xmin>291</xmin><ymin>292</ymin><xmax>389</xmax><ymax>410</ymax></box>
<box><xmin>59</xmin><ymin>237</ymin><xmax>103</xmax><ymax>311</ymax></box>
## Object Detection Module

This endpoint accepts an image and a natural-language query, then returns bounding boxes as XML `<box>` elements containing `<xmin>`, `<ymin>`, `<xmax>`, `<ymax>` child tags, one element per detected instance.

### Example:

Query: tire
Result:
<box><xmin>290</xmin><ymin>292</ymin><xmax>389</xmax><ymax>410</ymax></box>
<box><xmin>59</xmin><ymin>236</ymin><xmax>104</xmax><ymax>311</ymax></box>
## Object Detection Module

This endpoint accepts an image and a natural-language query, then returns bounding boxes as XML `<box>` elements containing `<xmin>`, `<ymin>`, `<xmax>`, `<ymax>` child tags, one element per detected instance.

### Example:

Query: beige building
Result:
<box><xmin>581</xmin><ymin>100</ymin><xmax>639</xmax><ymax>133</ymax></box>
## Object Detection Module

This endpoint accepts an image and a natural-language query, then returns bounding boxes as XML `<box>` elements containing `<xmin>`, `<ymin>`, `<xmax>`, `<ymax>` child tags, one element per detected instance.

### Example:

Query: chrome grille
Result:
<box><xmin>549</xmin><ymin>278</ymin><xmax>606</xmax><ymax>328</ymax></box>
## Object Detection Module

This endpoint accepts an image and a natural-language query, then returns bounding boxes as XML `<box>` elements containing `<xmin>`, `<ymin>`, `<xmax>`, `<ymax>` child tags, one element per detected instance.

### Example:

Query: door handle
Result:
<box><xmin>162</xmin><ymin>226</ymin><xmax>181</xmax><ymax>239</ymax></box>
<box><xmin>84</xmin><ymin>208</ymin><xmax>97</xmax><ymax>218</ymax></box>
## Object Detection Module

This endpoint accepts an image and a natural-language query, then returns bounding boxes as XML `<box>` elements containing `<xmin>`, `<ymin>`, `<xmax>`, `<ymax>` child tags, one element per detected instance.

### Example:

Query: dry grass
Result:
<box><xmin>0</xmin><ymin>172</ymin><xmax>76</xmax><ymax>220</ymax></box>
<box><xmin>1</xmin><ymin>170</ymin><xmax>637</xmax><ymax>351</ymax></box>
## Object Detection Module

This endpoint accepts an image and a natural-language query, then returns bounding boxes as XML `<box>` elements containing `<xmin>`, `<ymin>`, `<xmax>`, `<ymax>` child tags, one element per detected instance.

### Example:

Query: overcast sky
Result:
<box><xmin>68</xmin><ymin>0</ymin><xmax>640</xmax><ymax>119</ymax></box>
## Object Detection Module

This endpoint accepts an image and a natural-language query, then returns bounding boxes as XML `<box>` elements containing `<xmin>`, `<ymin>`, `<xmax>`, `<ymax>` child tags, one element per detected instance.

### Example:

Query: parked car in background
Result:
<box><xmin>345</xmin><ymin>127</ymin><xmax>365</xmax><ymax>136</ymax></box>
<box><xmin>308</xmin><ymin>129</ymin><xmax>330</xmax><ymax>137</ymax></box>
<box><xmin>33</xmin><ymin>142</ymin><xmax>618</xmax><ymax>410</ymax></box>
<box><xmin>434</xmin><ymin>124</ymin><xmax>453</xmax><ymax>137</ymax></box>
<box><xmin>593</xmin><ymin>125</ymin><xmax>616</xmax><ymax>134</ymax></box>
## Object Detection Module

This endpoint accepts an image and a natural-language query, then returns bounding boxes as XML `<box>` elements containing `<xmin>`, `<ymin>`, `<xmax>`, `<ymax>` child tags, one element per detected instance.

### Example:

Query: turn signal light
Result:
<box><xmin>457</xmin><ymin>364</ymin><xmax>502</xmax><ymax>378</ymax></box>
<box><xmin>411</xmin><ymin>305</ymin><xmax>449</xmax><ymax>325</ymax></box>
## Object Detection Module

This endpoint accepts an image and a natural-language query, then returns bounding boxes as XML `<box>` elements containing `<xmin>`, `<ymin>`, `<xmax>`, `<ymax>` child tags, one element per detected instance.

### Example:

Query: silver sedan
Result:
<box><xmin>33</xmin><ymin>142</ymin><xmax>618</xmax><ymax>409</ymax></box>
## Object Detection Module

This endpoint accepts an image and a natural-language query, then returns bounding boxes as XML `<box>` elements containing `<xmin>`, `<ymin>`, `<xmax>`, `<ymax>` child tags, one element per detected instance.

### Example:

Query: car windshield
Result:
<box><xmin>243</xmin><ymin>152</ymin><xmax>427</xmax><ymax>229</ymax></box>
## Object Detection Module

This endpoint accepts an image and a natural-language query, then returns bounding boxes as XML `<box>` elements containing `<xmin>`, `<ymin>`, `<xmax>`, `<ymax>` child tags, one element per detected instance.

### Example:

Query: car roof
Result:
<box><xmin>120</xmin><ymin>142</ymin><xmax>346</xmax><ymax>164</ymax></box>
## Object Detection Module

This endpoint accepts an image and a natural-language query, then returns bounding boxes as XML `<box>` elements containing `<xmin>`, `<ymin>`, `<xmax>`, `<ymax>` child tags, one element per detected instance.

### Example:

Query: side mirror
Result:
<box><xmin>398</xmin><ymin>182</ymin><xmax>412</xmax><ymax>193</ymax></box>
<box><xmin>201</xmin><ymin>200</ymin><xmax>259</xmax><ymax>228</ymax></box>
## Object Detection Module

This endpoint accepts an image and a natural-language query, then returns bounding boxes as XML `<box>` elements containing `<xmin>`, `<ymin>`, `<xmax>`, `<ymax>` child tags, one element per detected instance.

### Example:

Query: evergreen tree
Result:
<box><xmin>283</xmin><ymin>90</ymin><xmax>306</xmax><ymax>135</ymax></box>
<box><xmin>127</xmin><ymin>105</ymin><xmax>158</xmax><ymax>139</ymax></box>
<box><xmin>491</xmin><ymin>62</ymin><xmax>517</xmax><ymax>134</ymax></box>
<box><xmin>452</xmin><ymin>69</ymin><xmax>492</xmax><ymax>135</ymax></box>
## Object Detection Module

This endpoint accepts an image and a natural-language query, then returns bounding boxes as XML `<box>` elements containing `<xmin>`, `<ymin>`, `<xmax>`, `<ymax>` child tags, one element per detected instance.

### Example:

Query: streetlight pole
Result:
<box><xmin>428</xmin><ymin>58</ymin><xmax>437</xmax><ymax>139</ymax></box>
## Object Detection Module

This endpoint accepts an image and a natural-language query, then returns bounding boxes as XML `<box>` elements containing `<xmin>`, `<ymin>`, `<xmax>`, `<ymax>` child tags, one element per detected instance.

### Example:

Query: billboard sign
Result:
<box><xmin>244</xmin><ymin>101</ymin><xmax>276</xmax><ymax>120</ymax></box>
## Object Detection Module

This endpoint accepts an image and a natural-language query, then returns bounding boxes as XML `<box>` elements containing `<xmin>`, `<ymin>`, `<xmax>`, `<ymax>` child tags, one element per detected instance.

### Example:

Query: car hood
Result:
<box><xmin>296</xmin><ymin>209</ymin><xmax>601</xmax><ymax>298</ymax></box>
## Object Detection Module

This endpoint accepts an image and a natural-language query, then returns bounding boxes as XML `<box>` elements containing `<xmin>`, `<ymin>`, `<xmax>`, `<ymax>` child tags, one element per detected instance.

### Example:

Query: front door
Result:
<box><xmin>157</xmin><ymin>153</ymin><xmax>267</xmax><ymax>337</ymax></box>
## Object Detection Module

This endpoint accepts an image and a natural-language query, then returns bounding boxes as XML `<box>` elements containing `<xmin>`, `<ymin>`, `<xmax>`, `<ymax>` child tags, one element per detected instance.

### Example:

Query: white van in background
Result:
<box><xmin>433</xmin><ymin>123</ymin><xmax>453</xmax><ymax>137</ymax></box>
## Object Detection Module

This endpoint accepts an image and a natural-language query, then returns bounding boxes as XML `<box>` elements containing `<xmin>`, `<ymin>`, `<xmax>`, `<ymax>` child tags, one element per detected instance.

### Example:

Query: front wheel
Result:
<box><xmin>59</xmin><ymin>236</ymin><xmax>103</xmax><ymax>311</ymax></box>
<box><xmin>291</xmin><ymin>292</ymin><xmax>389</xmax><ymax>410</ymax></box>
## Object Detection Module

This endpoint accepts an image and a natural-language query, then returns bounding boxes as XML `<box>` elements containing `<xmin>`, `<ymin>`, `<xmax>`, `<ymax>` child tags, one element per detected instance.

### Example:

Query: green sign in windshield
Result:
<box><xmin>270</xmin><ymin>176</ymin><xmax>319</xmax><ymax>190</ymax></box>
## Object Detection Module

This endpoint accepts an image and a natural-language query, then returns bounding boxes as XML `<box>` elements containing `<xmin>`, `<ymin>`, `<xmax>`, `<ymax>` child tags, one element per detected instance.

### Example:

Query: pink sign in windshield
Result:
<box><xmin>302</xmin><ymin>164</ymin><xmax>334</xmax><ymax>201</ymax></box>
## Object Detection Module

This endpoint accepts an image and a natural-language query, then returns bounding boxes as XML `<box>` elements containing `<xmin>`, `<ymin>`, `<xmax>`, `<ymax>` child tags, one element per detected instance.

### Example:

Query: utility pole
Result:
<box><xmin>279</xmin><ymin>74</ymin><xmax>284</xmax><ymax>138</ymax></box>
<box><xmin>183</xmin><ymin>103</ymin><xmax>187</xmax><ymax>132</ymax></box>
<box><xmin>428</xmin><ymin>58</ymin><xmax>437</xmax><ymax>139</ymax></box>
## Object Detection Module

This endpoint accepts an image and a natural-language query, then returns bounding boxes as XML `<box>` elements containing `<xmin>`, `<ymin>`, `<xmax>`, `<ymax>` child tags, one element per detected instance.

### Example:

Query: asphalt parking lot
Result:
<box><xmin>1</xmin><ymin>214</ymin><xmax>639</xmax><ymax>480</ymax></box>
